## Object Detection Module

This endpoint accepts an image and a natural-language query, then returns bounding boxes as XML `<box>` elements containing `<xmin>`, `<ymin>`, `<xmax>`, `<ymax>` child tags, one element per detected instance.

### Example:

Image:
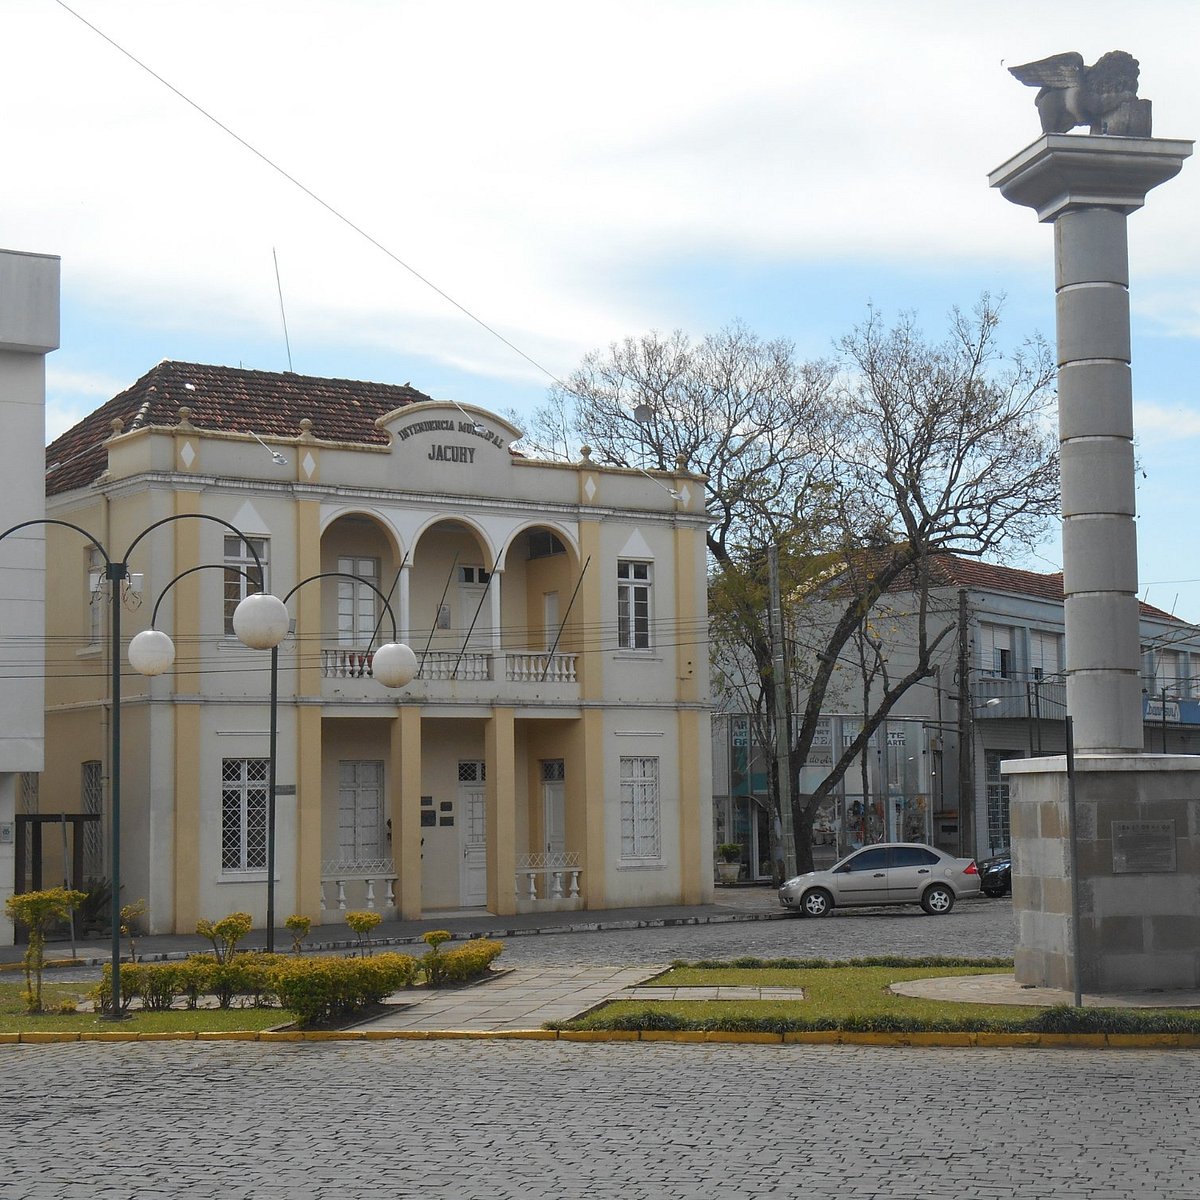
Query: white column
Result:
<box><xmin>398</xmin><ymin>562</ymin><xmax>411</xmax><ymax>646</ymax></box>
<box><xmin>489</xmin><ymin>568</ymin><xmax>503</xmax><ymax>671</ymax></box>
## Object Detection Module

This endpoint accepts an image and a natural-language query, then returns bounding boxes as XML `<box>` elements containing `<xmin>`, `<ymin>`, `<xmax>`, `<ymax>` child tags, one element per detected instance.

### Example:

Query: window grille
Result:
<box><xmin>619</xmin><ymin>756</ymin><xmax>660</xmax><ymax>860</ymax></box>
<box><xmin>221</xmin><ymin>758</ymin><xmax>269</xmax><ymax>871</ymax></box>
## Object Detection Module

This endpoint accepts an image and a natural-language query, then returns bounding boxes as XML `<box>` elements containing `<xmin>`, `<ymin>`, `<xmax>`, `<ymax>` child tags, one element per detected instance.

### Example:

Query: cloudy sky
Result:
<box><xmin>6</xmin><ymin>0</ymin><xmax>1200</xmax><ymax>615</ymax></box>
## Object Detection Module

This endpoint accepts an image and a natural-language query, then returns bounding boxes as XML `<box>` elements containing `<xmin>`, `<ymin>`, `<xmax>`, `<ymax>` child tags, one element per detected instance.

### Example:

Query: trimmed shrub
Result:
<box><xmin>197</xmin><ymin>912</ymin><xmax>253</xmax><ymax>963</ymax></box>
<box><xmin>6</xmin><ymin>888</ymin><xmax>87</xmax><ymax>1013</ymax></box>
<box><xmin>270</xmin><ymin>952</ymin><xmax>419</xmax><ymax>1028</ymax></box>
<box><xmin>346</xmin><ymin>910</ymin><xmax>383</xmax><ymax>957</ymax></box>
<box><xmin>428</xmin><ymin>939</ymin><xmax>503</xmax><ymax>986</ymax></box>
<box><xmin>284</xmin><ymin>914</ymin><xmax>312</xmax><ymax>955</ymax></box>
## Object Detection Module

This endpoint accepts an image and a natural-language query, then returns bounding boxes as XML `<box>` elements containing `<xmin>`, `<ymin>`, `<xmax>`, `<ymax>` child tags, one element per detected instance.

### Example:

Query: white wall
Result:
<box><xmin>0</xmin><ymin>248</ymin><xmax>58</xmax><ymax>944</ymax></box>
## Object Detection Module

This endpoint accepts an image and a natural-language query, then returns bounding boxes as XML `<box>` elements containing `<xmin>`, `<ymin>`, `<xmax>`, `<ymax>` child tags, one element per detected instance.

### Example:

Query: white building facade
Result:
<box><xmin>27</xmin><ymin>362</ymin><xmax>713</xmax><ymax>933</ymax></box>
<box><xmin>0</xmin><ymin>248</ymin><xmax>58</xmax><ymax>945</ymax></box>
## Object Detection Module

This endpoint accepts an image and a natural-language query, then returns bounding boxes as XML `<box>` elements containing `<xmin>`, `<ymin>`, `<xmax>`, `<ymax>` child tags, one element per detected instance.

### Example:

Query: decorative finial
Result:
<box><xmin>580</xmin><ymin>445</ymin><xmax>592</xmax><ymax>461</ymax></box>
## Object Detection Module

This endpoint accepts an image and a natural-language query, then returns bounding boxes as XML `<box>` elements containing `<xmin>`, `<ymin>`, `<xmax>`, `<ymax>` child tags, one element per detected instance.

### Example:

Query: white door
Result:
<box><xmin>543</xmin><ymin>760</ymin><xmax>565</xmax><ymax>858</ymax></box>
<box><xmin>338</xmin><ymin>760</ymin><xmax>383</xmax><ymax>865</ymax></box>
<box><xmin>458</xmin><ymin>760</ymin><xmax>487</xmax><ymax>906</ymax></box>
<box><xmin>543</xmin><ymin>591</ymin><xmax>559</xmax><ymax>652</ymax></box>
<box><xmin>458</xmin><ymin>567</ymin><xmax>491</xmax><ymax>649</ymax></box>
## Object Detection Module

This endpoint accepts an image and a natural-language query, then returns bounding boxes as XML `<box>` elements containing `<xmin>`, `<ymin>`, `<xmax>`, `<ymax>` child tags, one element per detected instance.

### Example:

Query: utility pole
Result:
<box><xmin>768</xmin><ymin>547</ymin><xmax>796</xmax><ymax>878</ymax></box>
<box><xmin>956</xmin><ymin>588</ymin><xmax>975</xmax><ymax>859</ymax></box>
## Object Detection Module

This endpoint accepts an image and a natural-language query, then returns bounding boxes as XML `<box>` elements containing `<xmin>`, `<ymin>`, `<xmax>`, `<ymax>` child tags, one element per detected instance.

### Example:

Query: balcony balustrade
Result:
<box><xmin>514</xmin><ymin>851</ymin><xmax>582</xmax><ymax>911</ymax></box>
<box><xmin>320</xmin><ymin>647</ymin><xmax>578</xmax><ymax>686</ymax></box>
<box><xmin>320</xmin><ymin>858</ymin><xmax>397</xmax><ymax>913</ymax></box>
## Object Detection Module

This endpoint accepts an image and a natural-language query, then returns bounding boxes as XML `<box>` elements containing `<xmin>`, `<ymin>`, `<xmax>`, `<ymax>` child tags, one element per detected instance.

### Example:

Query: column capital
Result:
<box><xmin>989</xmin><ymin>134</ymin><xmax>1192</xmax><ymax>222</ymax></box>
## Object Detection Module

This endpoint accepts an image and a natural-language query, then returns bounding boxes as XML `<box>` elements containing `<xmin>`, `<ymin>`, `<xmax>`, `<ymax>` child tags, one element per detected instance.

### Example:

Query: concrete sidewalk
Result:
<box><xmin>0</xmin><ymin>885</ymin><xmax>785</xmax><ymax>967</ymax></box>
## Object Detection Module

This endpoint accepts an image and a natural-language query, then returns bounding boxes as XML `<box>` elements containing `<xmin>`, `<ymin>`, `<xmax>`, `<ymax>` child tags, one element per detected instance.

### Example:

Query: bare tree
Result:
<box><xmin>785</xmin><ymin>297</ymin><xmax>1058</xmax><ymax>869</ymax></box>
<box><xmin>534</xmin><ymin>299</ymin><xmax>1058</xmax><ymax>874</ymax></box>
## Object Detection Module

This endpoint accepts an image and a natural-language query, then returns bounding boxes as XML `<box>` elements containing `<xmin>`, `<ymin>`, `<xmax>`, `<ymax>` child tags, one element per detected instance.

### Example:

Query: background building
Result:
<box><xmin>0</xmin><ymin>248</ymin><xmax>58</xmax><ymax>946</ymax></box>
<box><xmin>712</xmin><ymin>554</ymin><xmax>1200</xmax><ymax>874</ymax></box>
<box><xmin>26</xmin><ymin>361</ymin><xmax>713</xmax><ymax>933</ymax></box>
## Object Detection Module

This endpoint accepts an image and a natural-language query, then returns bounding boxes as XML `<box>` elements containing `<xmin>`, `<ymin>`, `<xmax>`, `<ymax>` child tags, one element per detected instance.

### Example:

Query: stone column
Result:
<box><xmin>990</xmin><ymin>132</ymin><xmax>1200</xmax><ymax>993</ymax></box>
<box><xmin>990</xmin><ymin>134</ymin><xmax>1191</xmax><ymax>752</ymax></box>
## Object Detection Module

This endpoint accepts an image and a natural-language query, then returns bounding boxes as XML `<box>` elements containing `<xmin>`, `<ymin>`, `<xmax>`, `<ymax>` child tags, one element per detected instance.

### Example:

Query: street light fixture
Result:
<box><xmin>143</xmin><ymin>568</ymin><xmax>415</xmax><ymax>952</ymax></box>
<box><xmin>0</xmin><ymin>514</ymin><xmax>282</xmax><ymax>1017</ymax></box>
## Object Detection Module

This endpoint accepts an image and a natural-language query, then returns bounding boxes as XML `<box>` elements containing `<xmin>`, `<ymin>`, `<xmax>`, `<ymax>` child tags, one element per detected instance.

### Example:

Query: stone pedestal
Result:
<box><xmin>1005</xmin><ymin>755</ymin><xmax>1200</xmax><ymax>992</ymax></box>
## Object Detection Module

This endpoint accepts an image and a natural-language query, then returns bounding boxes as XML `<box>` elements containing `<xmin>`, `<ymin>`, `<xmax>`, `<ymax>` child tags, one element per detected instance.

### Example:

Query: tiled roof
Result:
<box><xmin>920</xmin><ymin>551</ymin><xmax>1181</xmax><ymax>624</ymax></box>
<box><xmin>45</xmin><ymin>361</ymin><xmax>433</xmax><ymax>496</ymax></box>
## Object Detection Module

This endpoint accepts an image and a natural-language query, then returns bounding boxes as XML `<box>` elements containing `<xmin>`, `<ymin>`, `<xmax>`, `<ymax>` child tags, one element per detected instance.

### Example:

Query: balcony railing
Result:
<box><xmin>321</xmin><ymin>647</ymin><xmax>578</xmax><ymax>685</ymax></box>
<box><xmin>320</xmin><ymin>858</ymin><xmax>397</xmax><ymax>912</ymax></box>
<box><xmin>975</xmin><ymin>674</ymin><xmax>1066</xmax><ymax>718</ymax></box>
<box><xmin>322</xmin><ymin>648</ymin><xmax>378</xmax><ymax>678</ymax></box>
<box><xmin>515</xmin><ymin>852</ymin><xmax>582</xmax><ymax>907</ymax></box>
<box><xmin>419</xmin><ymin>651</ymin><xmax>492</xmax><ymax>681</ymax></box>
<box><xmin>505</xmin><ymin>652</ymin><xmax>577</xmax><ymax>683</ymax></box>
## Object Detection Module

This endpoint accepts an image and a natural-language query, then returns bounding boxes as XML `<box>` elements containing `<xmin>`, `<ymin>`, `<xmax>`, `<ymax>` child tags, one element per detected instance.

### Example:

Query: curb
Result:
<box><xmin>1</xmin><ymin>1028</ymin><xmax>1196</xmax><ymax>1048</ymax></box>
<box><xmin>0</xmin><ymin>908</ymin><xmax>787</xmax><ymax>972</ymax></box>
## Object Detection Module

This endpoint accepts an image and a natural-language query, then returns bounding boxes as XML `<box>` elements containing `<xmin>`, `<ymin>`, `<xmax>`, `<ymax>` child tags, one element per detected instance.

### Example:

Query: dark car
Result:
<box><xmin>978</xmin><ymin>847</ymin><xmax>1011</xmax><ymax>897</ymax></box>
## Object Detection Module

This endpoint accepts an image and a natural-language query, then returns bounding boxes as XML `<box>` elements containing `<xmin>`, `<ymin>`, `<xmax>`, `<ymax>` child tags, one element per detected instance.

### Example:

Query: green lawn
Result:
<box><xmin>0</xmin><ymin>980</ymin><xmax>293</xmax><ymax>1035</ymax></box>
<box><xmin>560</xmin><ymin>959</ymin><xmax>1200</xmax><ymax>1034</ymax></box>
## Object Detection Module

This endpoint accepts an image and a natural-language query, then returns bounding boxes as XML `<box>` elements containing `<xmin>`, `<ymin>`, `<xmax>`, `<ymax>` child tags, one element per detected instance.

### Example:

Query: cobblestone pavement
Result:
<box><xmin>1</xmin><ymin>1038</ymin><xmax>1196</xmax><ymax>1199</ymax></box>
<box><xmin>492</xmin><ymin>897</ymin><xmax>1016</xmax><ymax>967</ymax></box>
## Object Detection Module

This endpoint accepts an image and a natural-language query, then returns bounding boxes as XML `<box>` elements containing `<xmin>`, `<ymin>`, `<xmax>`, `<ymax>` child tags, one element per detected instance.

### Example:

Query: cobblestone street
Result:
<box><xmin>2</xmin><ymin>1038</ymin><xmax>1196</xmax><ymax>1199</ymax></box>
<box><xmin>3</xmin><ymin>899</ymin><xmax>1195</xmax><ymax>1198</ymax></box>
<box><xmin>492</xmin><ymin>895</ymin><xmax>1016</xmax><ymax>967</ymax></box>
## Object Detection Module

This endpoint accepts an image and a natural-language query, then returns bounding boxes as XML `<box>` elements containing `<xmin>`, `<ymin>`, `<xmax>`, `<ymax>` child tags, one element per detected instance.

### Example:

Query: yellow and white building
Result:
<box><xmin>36</xmin><ymin>361</ymin><xmax>713</xmax><ymax>933</ymax></box>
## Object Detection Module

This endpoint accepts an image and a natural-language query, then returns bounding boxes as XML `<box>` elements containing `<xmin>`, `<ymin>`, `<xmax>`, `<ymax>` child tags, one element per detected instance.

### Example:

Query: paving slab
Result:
<box><xmin>355</xmin><ymin>965</ymin><xmax>665</xmax><ymax>1032</ymax></box>
<box><xmin>891</xmin><ymin>972</ymin><xmax>1200</xmax><ymax>1008</ymax></box>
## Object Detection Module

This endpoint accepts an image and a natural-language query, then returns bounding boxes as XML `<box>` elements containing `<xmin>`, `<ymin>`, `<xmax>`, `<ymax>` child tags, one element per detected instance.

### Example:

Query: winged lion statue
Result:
<box><xmin>1008</xmin><ymin>51</ymin><xmax>1152</xmax><ymax>137</ymax></box>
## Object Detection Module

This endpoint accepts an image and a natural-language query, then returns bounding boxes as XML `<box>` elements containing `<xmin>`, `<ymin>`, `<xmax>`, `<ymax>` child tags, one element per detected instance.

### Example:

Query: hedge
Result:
<box><xmin>91</xmin><ymin>938</ymin><xmax>504</xmax><ymax>1026</ymax></box>
<box><xmin>272</xmin><ymin>953</ymin><xmax>420</xmax><ymax>1027</ymax></box>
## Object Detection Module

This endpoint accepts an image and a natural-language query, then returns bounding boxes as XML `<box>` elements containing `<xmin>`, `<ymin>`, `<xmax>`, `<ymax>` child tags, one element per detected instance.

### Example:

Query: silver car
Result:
<box><xmin>779</xmin><ymin>842</ymin><xmax>981</xmax><ymax>917</ymax></box>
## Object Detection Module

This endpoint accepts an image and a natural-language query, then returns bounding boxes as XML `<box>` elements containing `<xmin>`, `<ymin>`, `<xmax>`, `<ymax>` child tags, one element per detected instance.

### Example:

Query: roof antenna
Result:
<box><xmin>273</xmin><ymin>247</ymin><xmax>294</xmax><ymax>373</ymax></box>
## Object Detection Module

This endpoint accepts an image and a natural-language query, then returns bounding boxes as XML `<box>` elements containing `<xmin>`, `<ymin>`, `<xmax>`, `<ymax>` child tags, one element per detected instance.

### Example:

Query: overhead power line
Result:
<box><xmin>52</xmin><ymin>0</ymin><xmax>572</xmax><ymax>394</ymax></box>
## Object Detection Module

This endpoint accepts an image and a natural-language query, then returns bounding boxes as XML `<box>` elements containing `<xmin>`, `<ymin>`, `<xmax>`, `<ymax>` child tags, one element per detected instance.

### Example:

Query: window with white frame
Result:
<box><xmin>620</xmin><ymin>756</ymin><xmax>660</xmax><ymax>860</ymax></box>
<box><xmin>979</xmin><ymin>623</ymin><xmax>1013</xmax><ymax>679</ymax></box>
<box><xmin>221</xmin><ymin>758</ymin><xmax>269</xmax><ymax>872</ymax></box>
<box><xmin>336</xmin><ymin>556</ymin><xmax>381</xmax><ymax>647</ymax></box>
<box><xmin>1028</xmin><ymin>629</ymin><xmax>1062</xmax><ymax>680</ymax></box>
<box><xmin>223</xmin><ymin>536</ymin><xmax>268</xmax><ymax>636</ymax></box>
<box><xmin>617</xmin><ymin>560</ymin><xmax>652</xmax><ymax>650</ymax></box>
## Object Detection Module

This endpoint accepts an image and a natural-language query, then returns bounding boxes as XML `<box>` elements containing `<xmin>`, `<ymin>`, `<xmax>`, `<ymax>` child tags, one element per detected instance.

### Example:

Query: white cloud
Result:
<box><xmin>5</xmin><ymin>0</ymin><xmax>1198</xmax><ymax>385</ymax></box>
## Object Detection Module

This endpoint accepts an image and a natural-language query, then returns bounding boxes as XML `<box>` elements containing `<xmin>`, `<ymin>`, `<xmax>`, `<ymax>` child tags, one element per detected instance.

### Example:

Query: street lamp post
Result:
<box><xmin>0</xmin><ymin>514</ymin><xmax>284</xmax><ymax>1017</ymax></box>
<box><xmin>264</xmin><ymin>573</ymin><xmax>415</xmax><ymax>952</ymax></box>
<box><xmin>141</xmin><ymin>569</ymin><xmax>415</xmax><ymax>952</ymax></box>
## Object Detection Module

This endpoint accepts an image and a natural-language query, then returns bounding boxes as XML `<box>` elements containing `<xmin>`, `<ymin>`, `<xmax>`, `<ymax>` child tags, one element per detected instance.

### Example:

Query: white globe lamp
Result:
<box><xmin>372</xmin><ymin>642</ymin><xmax>417</xmax><ymax>688</ymax></box>
<box><xmin>128</xmin><ymin>629</ymin><xmax>176</xmax><ymax>676</ymax></box>
<box><xmin>232</xmin><ymin>592</ymin><xmax>290</xmax><ymax>650</ymax></box>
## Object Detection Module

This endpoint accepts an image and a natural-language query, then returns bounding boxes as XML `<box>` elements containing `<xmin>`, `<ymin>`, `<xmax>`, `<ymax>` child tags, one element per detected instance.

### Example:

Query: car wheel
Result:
<box><xmin>982</xmin><ymin>885</ymin><xmax>1006</xmax><ymax>898</ymax></box>
<box><xmin>801</xmin><ymin>888</ymin><xmax>832</xmax><ymax>918</ymax></box>
<box><xmin>921</xmin><ymin>884</ymin><xmax>955</xmax><ymax>915</ymax></box>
